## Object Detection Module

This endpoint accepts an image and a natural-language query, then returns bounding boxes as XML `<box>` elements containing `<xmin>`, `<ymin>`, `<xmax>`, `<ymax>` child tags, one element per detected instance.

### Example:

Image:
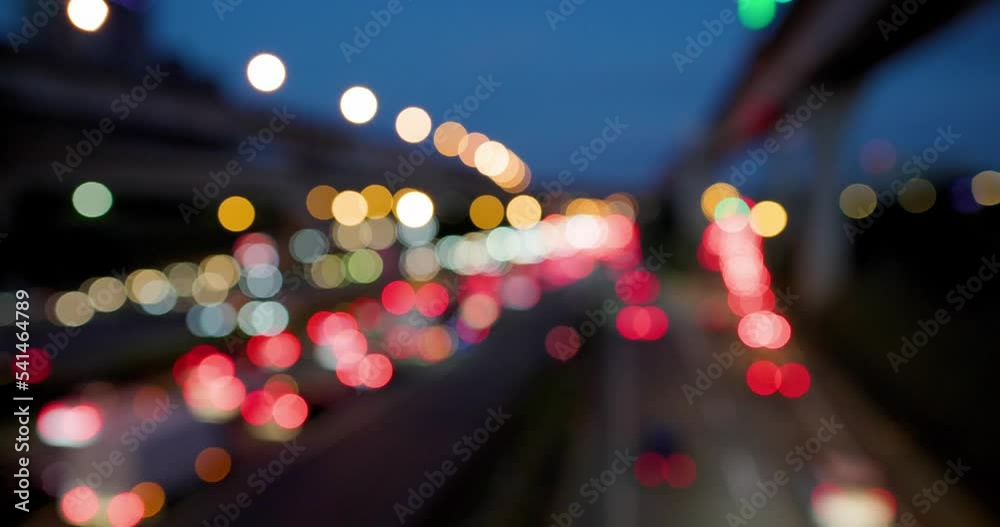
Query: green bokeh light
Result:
<box><xmin>739</xmin><ymin>0</ymin><xmax>777</xmax><ymax>30</ymax></box>
<box><xmin>714</xmin><ymin>197</ymin><xmax>750</xmax><ymax>223</ymax></box>
<box><xmin>72</xmin><ymin>181</ymin><xmax>113</xmax><ymax>218</ymax></box>
<box><xmin>346</xmin><ymin>249</ymin><xmax>383</xmax><ymax>284</ymax></box>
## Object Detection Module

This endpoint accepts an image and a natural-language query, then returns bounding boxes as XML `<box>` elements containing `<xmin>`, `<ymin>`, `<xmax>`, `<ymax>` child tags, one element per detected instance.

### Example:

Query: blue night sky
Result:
<box><xmin>4</xmin><ymin>0</ymin><xmax>999</xmax><ymax>192</ymax></box>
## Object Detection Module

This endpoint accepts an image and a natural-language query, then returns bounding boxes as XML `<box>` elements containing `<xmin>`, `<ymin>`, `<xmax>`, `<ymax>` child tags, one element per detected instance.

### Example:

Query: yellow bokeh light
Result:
<box><xmin>839</xmin><ymin>184</ymin><xmax>878</xmax><ymax>219</ymax></box>
<box><xmin>565</xmin><ymin>198</ymin><xmax>605</xmax><ymax>216</ymax></box>
<box><xmin>458</xmin><ymin>132</ymin><xmax>488</xmax><ymax>168</ymax></box>
<box><xmin>126</xmin><ymin>269</ymin><xmax>171</xmax><ymax>305</ymax></box>
<box><xmin>131</xmin><ymin>482</ymin><xmax>165</xmax><ymax>518</ymax></box>
<box><xmin>332</xmin><ymin>221</ymin><xmax>373</xmax><ymax>251</ymax></box>
<box><xmin>166</xmin><ymin>262</ymin><xmax>199</xmax><ymax>297</ymax></box>
<box><xmin>469</xmin><ymin>195</ymin><xmax>505</xmax><ymax>230</ymax></box>
<box><xmin>972</xmin><ymin>170</ymin><xmax>1000</xmax><ymax>206</ymax></box>
<box><xmin>395</xmin><ymin>107</ymin><xmax>432</xmax><ymax>143</ymax></box>
<box><xmin>67</xmin><ymin>0</ymin><xmax>108</xmax><ymax>32</ymax></box>
<box><xmin>245</xmin><ymin>53</ymin><xmax>286</xmax><ymax>93</ymax></box>
<box><xmin>361</xmin><ymin>185</ymin><xmax>393</xmax><ymax>218</ymax></box>
<box><xmin>191</xmin><ymin>273</ymin><xmax>229</xmax><ymax>305</ymax></box>
<box><xmin>339</xmin><ymin>86</ymin><xmax>378</xmax><ymax>124</ymax></box>
<box><xmin>194</xmin><ymin>447</ymin><xmax>232</xmax><ymax>483</ymax></box>
<box><xmin>492</xmin><ymin>152</ymin><xmax>522</xmax><ymax>185</ymax></box>
<box><xmin>332</xmin><ymin>190</ymin><xmax>369</xmax><ymax>226</ymax></box>
<box><xmin>217</xmin><ymin>196</ymin><xmax>255</xmax><ymax>232</ymax></box>
<box><xmin>749</xmin><ymin>201</ymin><xmax>788</xmax><ymax>237</ymax></box>
<box><xmin>309</xmin><ymin>254</ymin><xmax>345</xmax><ymax>288</ymax></box>
<box><xmin>606</xmin><ymin>192</ymin><xmax>637</xmax><ymax>220</ymax></box>
<box><xmin>499</xmin><ymin>162</ymin><xmax>532</xmax><ymax>194</ymax></box>
<box><xmin>700</xmin><ymin>183</ymin><xmax>740</xmax><ymax>221</ymax></box>
<box><xmin>493</xmin><ymin>152</ymin><xmax>531</xmax><ymax>193</ymax></box>
<box><xmin>474</xmin><ymin>141</ymin><xmax>510</xmax><ymax>177</ymax></box>
<box><xmin>395</xmin><ymin>191</ymin><xmax>434</xmax><ymax>228</ymax></box>
<box><xmin>393</xmin><ymin>187</ymin><xmax>415</xmax><ymax>203</ymax></box>
<box><xmin>54</xmin><ymin>291</ymin><xmax>95</xmax><ymax>327</ymax></box>
<box><xmin>899</xmin><ymin>178</ymin><xmax>936</xmax><ymax>213</ymax></box>
<box><xmin>367</xmin><ymin>217</ymin><xmax>397</xmax><ymax>250</ymax></box>
<box><xmin>305</xmin><ymin>185</ymin><xmax>337</xmax><ymax>220</ymax></box>
<box><xmin>200</xmin><ymin>255</ymin><xmax>241</xmax><ymax>289</ymax></box>
<box><xmin>86</xmin><ymin>277</ymin><xmax>126</xmax><ymax>313</ymax></box>
<box><xmin>433</xmin><ymin>121</ymin><xmax>467</xmax><ymax>157</ymax></box>
<box><xmin>506</xmin><ymin>195</ymin><xmax>542</xmax><ymax>230</ymax></box>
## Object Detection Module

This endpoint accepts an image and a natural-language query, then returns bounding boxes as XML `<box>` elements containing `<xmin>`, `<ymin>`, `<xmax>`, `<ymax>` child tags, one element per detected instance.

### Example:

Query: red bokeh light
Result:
<box><xmin>240</xmin><ymin>390</ymin><xmax>275</xmax><ymax>426</ymax></box>
<box><xmin>663</xmin><ymin>453</ymin><xmax>697</xmax><ymax>488</ymax></box>
<box><xmin>272</xmin><ymin>393</ymin><xmax>308</xmax><ymax>429</ymax></box>
<box><xmin>172</xmin><ymin>344</ymin><xmax>218</xmax><ymax>385</ymax></box>
<box><xmin>382</xmin><ymin>280</ymin><xmax>416</xmax><ymax>315</ymax></box>
<box><xmin>359</xmin><ymin>354</ymin><xmax>393</xmax><ymax>389</ymax></box>
<box><xmin>416</xmin><ymin>282</ymin><xmax>450</xmax><ymax>317</ymax></box>
<box><xmin>106</xmin><ymin>492</ymin><xmax>144</xmax><ymax>527</ymax></box>
<box><xmin>40</xmin><ymin>402</ymin><xmax>104</xmax><ymax>446</ymax></box>
<box><xmin>634</xmin><ymin>452</ymin><xmax>665</xmax><ymax>487</ymax></box>
<box><xmin>545</xmin><ymin>326</ymin><xmax>582</xmax><ymax>361</ymax></box>
<box><xmin>307</xmin><ymin>311</ymin><xmax>358</xmax><ymax>345</ymax></box>
<box><xmin>330</xmin><ymin>329</ymin><xmax>368</xmax><ymax>359</ymax></box>
<box><xmin>645</xmin><ymin>306</ymin><xmax>669</xmax><ymax>341</ymax></box>
<box><xmin>61</xmin><ymin>486</ymin><xmax>99</xmax><ymax>524</ymax></box>
<box><xmin>456</xmin><ymin>319</ymin><xmax>490</xmax><ymax>344</ymax></box>
<box><xmin>810</xmin><ymin>482</ymin><xmax>841</xmax><ymax>509</ymax></box>
<box><xmin>617</xmin><ymin>306</ymin><xmax>669</xmax><ymax>341</ymax></box>
<box><xmin>738</xmin><ymin>311</ymin><xmax>789</xmax><ymax>349</ymax></box>
<box><xmin>335</xmin><ymin>357</ymin><xmax>365</xmax><ymax>387</ymax></box>
<box><xmin>350</xmin><ymin>297</ymin><xmax>383</xmax><ymax>329</ymax></box>
<box><xmin>777</xmin><ymin>362</ymin><xmax>811</xmax><ymax>398</ymax></box>
<box><xmin>746</xmin><ymin>360</ymin><xmax>781</xmax><ymax>396</ymax></box>
<box><xmin>859</xmin><ymin>138</ymin><xmax>897</xmax><ymax>175</ymax></box>
<box><xmin>728</xmin><ymin>290</ymin><xmax>776</xmax><ymax>317</ymax></box>
<box><xmin>247</xmin><ymin>333</ymin><xmax>301</xmax><ymax>370</ymax></box>
<box><xmin>869</xmin><ymin>487</ymin><xmax>898</xmax><ymax>515</ymax></box>
<box><xmin>206</xmin><ymin>376</ymin><xmax>246</xmax><ymax>411</ymax></box>
<box><xmin>195</xmin><ymin>353</ymin><xmax>235</xmax><ymax>383</ymax></box>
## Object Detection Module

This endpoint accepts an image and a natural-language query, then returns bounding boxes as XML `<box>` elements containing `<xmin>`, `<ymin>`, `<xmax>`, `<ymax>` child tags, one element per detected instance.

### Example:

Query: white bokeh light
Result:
<box><xmin>246</xmin><ymin>53</ymin><xmax>287</xmax><ymax>93</ymax></box>
<box><xmin>339</xmin><ymin>86</ymin><xmax>378</xmax><ymax>124</ymax></box>
<box><xmin>67</xmin><ymin>0</ymin><xmax>109</xmax><ymax>32</ymax></box>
